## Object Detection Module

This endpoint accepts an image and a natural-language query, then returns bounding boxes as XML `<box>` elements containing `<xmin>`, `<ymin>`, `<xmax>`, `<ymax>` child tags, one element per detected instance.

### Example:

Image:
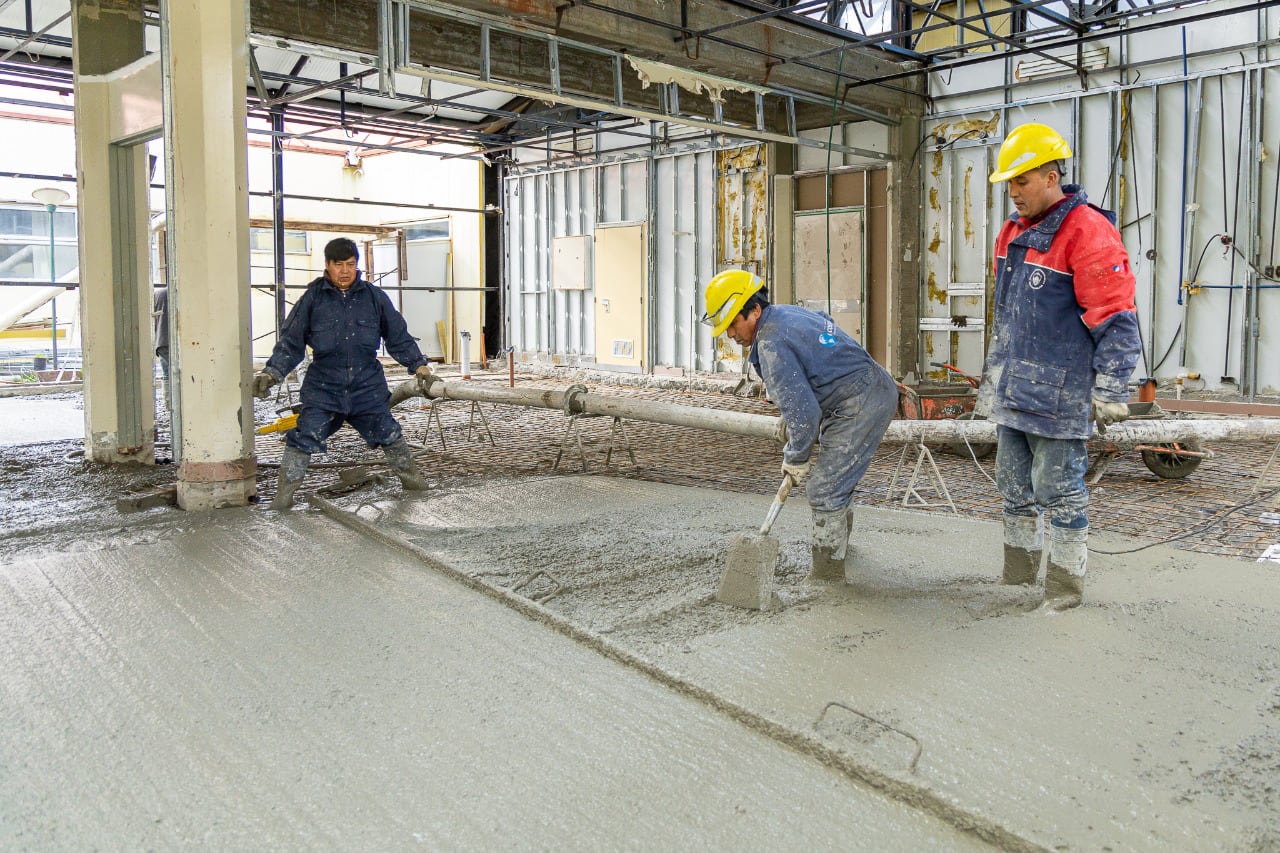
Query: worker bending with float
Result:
<box><xmin>981</xmin><ymin>123</ymin><xmax>1140</xmax><ymax>611</ymax></box>
<box><xmin>702</xmin><ymin>270</ymin><xmax>898</xmax><ymax>581</ymax></box>
<box><xmin>253</xmin><ymin>237</ymin><xmax>436</xmax><ymax>510</ymax></box>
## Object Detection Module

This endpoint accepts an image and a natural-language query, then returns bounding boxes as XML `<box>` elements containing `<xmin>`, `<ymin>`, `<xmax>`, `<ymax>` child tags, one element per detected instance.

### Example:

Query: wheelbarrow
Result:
<box><xmin>1088</xmin><ymin>400</ymin><xmax>1209</xmax><ymax>481</ymax></box>
<box><xmin>895</xmin><ymin>362</ymin><xmax>995</xmax><ymax>459</ymax></box>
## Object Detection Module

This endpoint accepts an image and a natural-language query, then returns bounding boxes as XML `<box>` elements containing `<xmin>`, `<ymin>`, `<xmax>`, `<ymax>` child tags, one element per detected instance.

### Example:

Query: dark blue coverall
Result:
<box><xmin>264</xmin><ymin>275</ymin><xmax>430</xmax><ymax>454</ymax></box>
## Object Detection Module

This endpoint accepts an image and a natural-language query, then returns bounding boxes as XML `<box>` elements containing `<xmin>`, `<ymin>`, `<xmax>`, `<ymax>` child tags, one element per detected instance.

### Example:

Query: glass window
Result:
<box><xmin>0</xmin><ymin>205</ymin><xmax>79</xmax><ymax>282</ymax></box>
<box><xmin>0</xmin><ymin>244</ymin><xmax>36</xmax><ymax>278</ymax></box>
<box><xmin>249</xmin><ymin>227</ymin><xmax>309</xmax><ymax>253</ymax></box>
<box><xmin>404</xmin><ymin>219</ymin><xmax>450</xmax><ymax>241</ymax></box>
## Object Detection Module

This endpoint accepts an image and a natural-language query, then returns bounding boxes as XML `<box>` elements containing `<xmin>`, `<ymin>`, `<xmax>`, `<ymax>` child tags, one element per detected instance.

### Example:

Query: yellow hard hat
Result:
<box><xmin>988</xmin><ymin>123</ymin><xmax>1072</xmax><ymax>183</ymax></box>
<box><xmin>701</xmin><ymin>269</ymin><xmax>764</xmax><ymax>337</ymax></box>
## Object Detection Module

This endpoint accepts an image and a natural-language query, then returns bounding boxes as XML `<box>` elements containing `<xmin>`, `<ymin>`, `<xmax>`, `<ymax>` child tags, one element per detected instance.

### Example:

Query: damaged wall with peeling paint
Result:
<box><xmin>924</xmin><ymin>0</ymin><xmax>1280</xmax><ymax>396</ymax></box>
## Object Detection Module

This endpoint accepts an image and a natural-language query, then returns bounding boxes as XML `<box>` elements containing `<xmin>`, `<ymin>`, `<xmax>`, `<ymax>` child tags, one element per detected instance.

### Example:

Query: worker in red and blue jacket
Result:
<box><xmin>977</xmin><ymin>123</ymin><xmax>1141</xmax><ymax>611</ymax></box>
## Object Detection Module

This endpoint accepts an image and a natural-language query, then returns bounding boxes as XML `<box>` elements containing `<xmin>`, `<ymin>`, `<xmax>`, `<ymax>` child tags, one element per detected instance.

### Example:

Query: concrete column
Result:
<box><xmin>160</xmin><ymin>0</ymin><xmax>256</xmax><ymax>509</ymax></box>
<box><xmin>72</xmin><ymin>0</ymin><xmax>155</xmax><ymax>464</ymax></box>
<box><xmin>889</xmin><ymin>111</ymin><xmax>923</xmax><ymax>377</ymax></box>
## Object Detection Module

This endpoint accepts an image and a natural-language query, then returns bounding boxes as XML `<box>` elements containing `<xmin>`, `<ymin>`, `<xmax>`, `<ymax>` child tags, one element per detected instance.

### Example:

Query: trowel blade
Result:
<box><xmin>717</xmin><ymin>532</ymin><xmax>780</xmax><ymax>610</ymax></box>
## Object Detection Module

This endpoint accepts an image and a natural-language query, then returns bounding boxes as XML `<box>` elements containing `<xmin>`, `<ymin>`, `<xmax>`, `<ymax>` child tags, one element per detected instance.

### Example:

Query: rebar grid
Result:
<box><xmin>254</xmin><ymin>375</ymin><xmax>1280</xmax><ymax>561</ymax></box>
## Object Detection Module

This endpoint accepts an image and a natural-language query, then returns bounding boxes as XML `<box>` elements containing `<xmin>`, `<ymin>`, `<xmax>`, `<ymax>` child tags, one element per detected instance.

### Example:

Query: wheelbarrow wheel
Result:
<box><xmin>1140</xmin><ymin>439</ymin><xmax>1204</xmax><ymax>479</ymax></box>
<box><xmin>947</xmin><ymin>412</ymin><xmax>996</xmax><ymax>460</ymax></box>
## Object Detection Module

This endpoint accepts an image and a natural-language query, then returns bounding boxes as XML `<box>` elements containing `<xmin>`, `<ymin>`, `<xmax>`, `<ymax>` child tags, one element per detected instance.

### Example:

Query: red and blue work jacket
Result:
<box><xmin>976</xmin><ymin>186</ymin><xmax>1140</xmax><ymax>440</ymax></box>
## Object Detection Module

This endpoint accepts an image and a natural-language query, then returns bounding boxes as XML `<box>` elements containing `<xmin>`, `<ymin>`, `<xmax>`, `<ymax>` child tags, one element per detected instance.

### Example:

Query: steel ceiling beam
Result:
<box><xmin>387</xmin><ymin>1</ymin><xmax>897</xmax><ymax>157</ymax></box>
<box><xmin>861</xmin><ymin>0</ymin><xmax>1280</xmax><ymax>88</ymax></box>
<box><xmin>248</xmin><ymin>61</ymin><xmax>661</xmax><ymax>148</ymax></box>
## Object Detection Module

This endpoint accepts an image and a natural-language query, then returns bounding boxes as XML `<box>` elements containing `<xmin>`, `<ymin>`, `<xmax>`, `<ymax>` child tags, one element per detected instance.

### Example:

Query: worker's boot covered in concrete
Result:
<box><xmin>1040</xmin><ymin>525</ymin><xmax>1088</xmax><ymax>612</ymax></box>
<box><xmin>808</xmin><ymin>507</ymin><xmax>850</xmax><ymax>583</ymax></box>
<box><xmin>383</xmin><ymin>439</ymin><xmax>429</xmax><ymax>491</ymax></box>
<box><xmin>271</xmin><ymin>446</ymin><xmax>310</xmax><ymax>510</ymax></box>
<box><xmin>1001</xmin><ymin>513</ymin><xmax>1043</xmax><ymax>586</ymax></box>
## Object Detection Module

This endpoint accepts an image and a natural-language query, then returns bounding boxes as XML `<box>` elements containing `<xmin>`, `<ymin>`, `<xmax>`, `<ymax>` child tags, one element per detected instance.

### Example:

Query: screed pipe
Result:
<box><xmin>884</xmin><ymin>417</ymin><xmax>1280</xmax><ymax>447</ymax></box>
<box><xmin>395</xmin><ymin>378</ymin><xmax>569</xmax><ymax>411</ymax></box>
<box><xmin>391</xmin><ymin>378</ymin><xmax>784</xmax><ymax>442</ymax></box>
<box><xmin>573</xmin><ymin>391</ymin><xmax>784</xmax><ymax>442</ymax></box>
<box><xmin>390</xmin><ymin>378</ymin><xmax>1280</xmax><ymax>448</ymax></box>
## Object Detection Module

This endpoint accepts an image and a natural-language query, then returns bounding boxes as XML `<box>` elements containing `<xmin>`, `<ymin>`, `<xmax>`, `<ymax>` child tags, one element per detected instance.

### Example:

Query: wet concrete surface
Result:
<box><xmin>347</xmin><ymin>476</ymin><xmax>1280</xmax><ymax>851</ymax></box>
<box><xmin>1</xmin><ymin>507</ymin><xmax>986</xmax><ymax>850</ymax></box>
<box><xmin>3</xmin><ymin>382</ymin><xmax>1280</xmax><ymax>848</ymax></box>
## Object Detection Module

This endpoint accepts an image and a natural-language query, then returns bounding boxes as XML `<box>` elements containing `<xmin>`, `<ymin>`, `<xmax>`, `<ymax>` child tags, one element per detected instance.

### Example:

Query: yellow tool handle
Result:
<box><xmin>255</xmin><ymin>412</ymin><xmax>298</xmax><ymax>435</ymax></box>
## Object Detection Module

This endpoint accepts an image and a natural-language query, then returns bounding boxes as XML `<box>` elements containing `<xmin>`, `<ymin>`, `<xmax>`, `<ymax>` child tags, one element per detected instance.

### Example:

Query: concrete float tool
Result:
<box><xmin>716</xmin><ymin>474</ymin><xmax>793</xmax><ymax>610</ymax></box>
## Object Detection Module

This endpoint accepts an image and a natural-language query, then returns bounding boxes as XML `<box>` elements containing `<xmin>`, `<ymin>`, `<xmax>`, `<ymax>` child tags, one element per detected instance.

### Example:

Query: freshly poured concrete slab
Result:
<box><xmin>357</xmin><ymin>475</ymin><xmax>1280</xmax><ymax>849</ymax></box>
<box><xmin>0</xmin><ymin>395</ymin><xmax>83</xmax><ymax>445</ymax></box>
<box><xmin>0</xmin><ymin>508</ymin><xmax>985</xmax><ymax>850</ymax></box>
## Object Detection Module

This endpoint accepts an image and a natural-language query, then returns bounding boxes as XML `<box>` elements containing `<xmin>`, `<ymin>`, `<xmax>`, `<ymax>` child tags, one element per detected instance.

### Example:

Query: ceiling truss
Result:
<box><xmin>0</xmin><ymin>0</ymin><xmax>1277</xmax><ymax>162</ymax></box>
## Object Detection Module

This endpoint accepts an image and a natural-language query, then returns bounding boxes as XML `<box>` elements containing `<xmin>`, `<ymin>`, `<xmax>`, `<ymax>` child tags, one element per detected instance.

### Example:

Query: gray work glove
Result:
<box><xmin>781</xmin><ymin>459</ymin><xmax>813</xmax><ymax>483</ymax></box>
<box><xmin>1090</xmin><ymin>395</ymin><xmax>1130</xmax><ymax>433</ymax></box>
<box><xmin>252</xmin><ymin>371</ymin><xmax>277</xmax><ymax>400</ymax></box>
<box><xmin>422</xmin><ymin>361</ymin><xmax>442</xmax><ymax>389</ymax></box>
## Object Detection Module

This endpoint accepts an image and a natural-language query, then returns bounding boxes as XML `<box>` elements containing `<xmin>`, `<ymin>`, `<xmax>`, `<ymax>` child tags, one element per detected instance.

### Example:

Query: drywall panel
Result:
<box><xmin>794</xmin><ymin>208</ymin><xmax>863</xmax><ymax>342</ymax></box>
<box><xmin>552</xmin><ymin>235</ymin><xmax>591</xmax><ymax>291</ymax></box>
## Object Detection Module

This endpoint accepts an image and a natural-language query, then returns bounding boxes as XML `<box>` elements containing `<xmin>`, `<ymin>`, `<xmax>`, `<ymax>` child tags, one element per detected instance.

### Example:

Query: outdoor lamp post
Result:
<box><xmin>31</xmin><ymin>187</ymin><xmax>70</xmax><ymax>372</ymax></box>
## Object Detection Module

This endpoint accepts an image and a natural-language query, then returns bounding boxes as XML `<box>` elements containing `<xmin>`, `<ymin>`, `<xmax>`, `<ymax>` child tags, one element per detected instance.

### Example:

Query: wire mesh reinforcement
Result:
<box><xmin>247</xmin><ymin>375</ymin><xmax>1280</xmax><ymax>561</ymax></box>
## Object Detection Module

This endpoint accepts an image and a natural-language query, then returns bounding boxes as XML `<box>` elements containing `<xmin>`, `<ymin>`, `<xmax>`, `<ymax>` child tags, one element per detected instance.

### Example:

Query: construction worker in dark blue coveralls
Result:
<box><xmin>981</xmin><ymin>123</ymin><xmax>1140</xmax><ymax>611</ymax></box>
<box><xmin>253</xmin><ymin>237</ymin><xmax>435</xmax><ymax>510</ymax></box>
<box><xmin>702</xmin><ymin>269</ymin><xmax>898</xmax><ymax>582</ymax></box>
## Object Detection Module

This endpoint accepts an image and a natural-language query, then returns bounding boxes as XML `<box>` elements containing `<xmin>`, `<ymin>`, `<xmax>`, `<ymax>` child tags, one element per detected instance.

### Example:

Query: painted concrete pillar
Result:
<box><xmin>72</xmin><ymin>0</ymin><xmax>155</xmax><ymax>463</ymax></box>
<box><xmin>160</xmin><ymin>0</ymin><xmax>256</xmax><ymax>509</ymax></box>
<box><xmin>889</xmin><ymin>111</ymin><xmax>923</xmax><ymax>377</ymax></box>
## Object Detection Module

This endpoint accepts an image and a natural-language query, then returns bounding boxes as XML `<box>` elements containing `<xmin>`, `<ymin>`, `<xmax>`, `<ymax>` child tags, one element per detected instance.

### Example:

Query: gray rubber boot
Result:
<box><xmin>808</xmin><ymin>507</ymin><xmax>850</xmax><ymax>583</ymax></box>
<box><xmin>1040</xmin><ymin>525</ymin><xmax>1088</xmax><ymax>612</ymax></box>
<box><xmin>383</xmin><ymin>439</ymin><xmax>429</xmax><ymax>491</ymax></box>
<box><xmin>271</xmin><ymin>446</ymin><xmax>310</xmax><ymax>510</ymax></box>
<box><xmin>1001</xmin><ymin>513</ymin><xmax>1043</xmax><ymax>586</ymax></box>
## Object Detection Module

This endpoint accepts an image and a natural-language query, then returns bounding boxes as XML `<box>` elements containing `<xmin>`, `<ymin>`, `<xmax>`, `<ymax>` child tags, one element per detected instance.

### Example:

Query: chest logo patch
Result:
<box><xmin>818</xmin><ymin>332</ymin><xmax>838</xmax><ymax>347</ymax></box>
<box><xmin>1027</xmin><ymin>268</ymin><xmax>1047</xmax><ymax>290</ymax></box>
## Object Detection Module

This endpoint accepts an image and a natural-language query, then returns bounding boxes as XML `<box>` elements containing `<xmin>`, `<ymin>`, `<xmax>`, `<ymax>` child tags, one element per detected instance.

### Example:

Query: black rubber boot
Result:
<box><xmin>383</xmin><ymin>439</ymin><xmax>428</xmax><ymax>491</ymax></box>
<box><xmin>271</xmin><ymin>446</ymin><xmax>310</xmax><ymax>510</ymax></box>
<box><xmin>1001</xmin><ymin>513</ymin><xmax>1042</xmax><ymax>586</ymax></box>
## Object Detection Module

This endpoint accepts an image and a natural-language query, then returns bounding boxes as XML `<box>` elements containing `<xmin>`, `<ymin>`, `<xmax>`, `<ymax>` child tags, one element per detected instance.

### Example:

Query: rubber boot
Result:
<box><xmin>271</xmin><ymin>446</ymin><xmax>310</xmax><ymax>510</ymax></box>
<box><xmin>808</xmin><ymin>507</ymin><xmax>850</xmax><ymax>583</ymax></box>
<box><xmin>383</xmin><ymin>439</ymin><xmax>428</xmax><ymax>491</ymax></box>
<box><xmin>1040</xmin><ymin>525</ymin><xmax>1087</xmax><ymax>612</ymax></box>
<box><xmin>1001</xmin><ymin>513</ymin><xmax>1042</xmax><ymax>586</ymax></box>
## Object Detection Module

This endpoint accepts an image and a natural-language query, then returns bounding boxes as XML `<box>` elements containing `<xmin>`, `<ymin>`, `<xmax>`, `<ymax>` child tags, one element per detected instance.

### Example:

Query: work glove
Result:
<box><xmin>415</xmin><ymin>363</ymin><xmax>436</xmax><ymax>390</ymax></box>
<box><xmin>781</xmin><ymin>459</ymin><xmax>813</xmax><ymax>483</ymax></box>
<box><xmin>1090</xmin><ymin>395</ymin><xmax>1130</xmax><ymax>433</ymax></box>
<box><xmin>252</xmin><ymin>371</ymin><xmax>277</xmax><ymax>400</ymax></box>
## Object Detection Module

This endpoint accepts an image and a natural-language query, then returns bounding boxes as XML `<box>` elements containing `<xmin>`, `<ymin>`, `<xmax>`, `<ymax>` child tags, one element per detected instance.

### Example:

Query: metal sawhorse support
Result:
<box><xmin>419</xmin><ymin>399</ymin><xmax>496</xmax><ymax>450</ymax></box>
<box><xmin>886</xmin><ymin>441</ymin><xmax>957</xmax><ymax>513</ymax></box>
<box><xmin>553</xmin><ymin>414</ymin><xmax>636</xmax><ymax>472</ymax></box>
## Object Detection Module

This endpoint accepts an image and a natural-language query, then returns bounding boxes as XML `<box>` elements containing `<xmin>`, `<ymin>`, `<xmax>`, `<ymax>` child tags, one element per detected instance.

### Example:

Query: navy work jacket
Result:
<box><xmin>749</xmin><ymin>303</ymin><xmax>890</xmax><ymax>465</ymax></box>
<box><xmin>264</xmin><ymin>275</ymin><xmax>428</xmax><ymax>414</ymax></box>
<box><xmin>977</xmin><ymin>186</ymin><xmax>1140</xmax><ymax>439</ymax></box>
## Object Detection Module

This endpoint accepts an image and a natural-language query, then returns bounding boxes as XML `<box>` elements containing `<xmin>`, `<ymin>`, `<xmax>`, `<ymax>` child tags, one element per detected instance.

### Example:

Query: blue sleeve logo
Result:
<box><xmin>818</xmin><ymin>331</ymin><xmax>838</xmax><ymax>347</ymax></box>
